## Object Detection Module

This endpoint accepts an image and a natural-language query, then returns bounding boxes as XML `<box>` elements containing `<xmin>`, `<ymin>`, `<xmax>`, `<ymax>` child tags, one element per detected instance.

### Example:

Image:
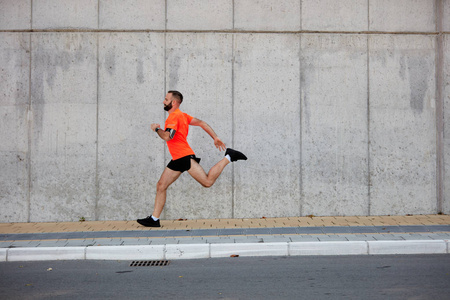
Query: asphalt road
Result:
<box><xmin>1</xmin><ymin>255</ymin><xmax>449</xmax><ymax>299</ymax></box>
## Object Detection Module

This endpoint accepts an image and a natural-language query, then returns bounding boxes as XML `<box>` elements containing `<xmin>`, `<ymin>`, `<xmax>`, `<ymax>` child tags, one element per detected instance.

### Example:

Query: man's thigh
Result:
<box><xmin>158</xmin><ymin>167</ymin><xmax>182</xmax><ymax>189</ymax></box>
<box><xmin>187</xmin><ymin>159</ymin><xmax>208</xmax><ymax>185</ymax></box>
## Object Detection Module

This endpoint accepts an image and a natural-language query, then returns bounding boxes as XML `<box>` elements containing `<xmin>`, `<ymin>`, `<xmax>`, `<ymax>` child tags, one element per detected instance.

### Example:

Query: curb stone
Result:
<box><xmin>1</xmin><ymin>240</ymin><xmax>449</xmax><ymax>262</ymax></box>
<box><xmin>367</xmin><ymin>240</ymin><xmax>448</xmax><ymax>255</ymax></box>
<box><xmin>6</xmin><ymin>247</ymin><xmax>85</xmax><ymax>262</ymax></box>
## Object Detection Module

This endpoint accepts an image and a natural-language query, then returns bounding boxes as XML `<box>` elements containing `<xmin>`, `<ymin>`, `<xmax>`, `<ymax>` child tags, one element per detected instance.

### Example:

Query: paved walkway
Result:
<box><xmin>1</xmin><ymin>215</ymin><xmax>449</xmax><ymax>261</ymax></box>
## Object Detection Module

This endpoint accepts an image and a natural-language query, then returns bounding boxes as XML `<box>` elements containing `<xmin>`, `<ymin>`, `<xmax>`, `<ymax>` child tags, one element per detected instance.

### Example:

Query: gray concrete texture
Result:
<box><xmin>0</xmin><ymin>0</ymin><xmax>449</xmax><ymax>222</ymax></box>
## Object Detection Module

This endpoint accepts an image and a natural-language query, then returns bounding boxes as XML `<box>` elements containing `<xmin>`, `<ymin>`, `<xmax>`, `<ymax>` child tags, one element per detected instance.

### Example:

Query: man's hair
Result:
<box><xmin>168</xmin><ymin>90</ymin><xmax>183</xmax><ymax>104</ymax></box>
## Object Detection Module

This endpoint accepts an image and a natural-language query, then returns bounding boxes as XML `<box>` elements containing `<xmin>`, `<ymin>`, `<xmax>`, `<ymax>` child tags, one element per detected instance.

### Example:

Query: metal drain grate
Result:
<box><xmin>130</xmin><ymin>260</ymin><xmax>170</xmax><ymax>267</ymax></box>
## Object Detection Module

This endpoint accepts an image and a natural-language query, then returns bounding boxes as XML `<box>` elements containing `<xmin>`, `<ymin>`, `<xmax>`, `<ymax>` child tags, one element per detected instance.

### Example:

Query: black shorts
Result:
<box><xmin>167</xmin><ymin>155</ymin><xmax>201</xmax><ymax>173</ymax></box>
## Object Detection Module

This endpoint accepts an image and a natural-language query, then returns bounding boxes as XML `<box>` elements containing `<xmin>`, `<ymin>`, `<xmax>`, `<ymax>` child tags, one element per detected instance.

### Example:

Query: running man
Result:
<box><xmin>137</xmin><ymin>91</ymin><xmax>247</xmax><ymax>227</ymax></box>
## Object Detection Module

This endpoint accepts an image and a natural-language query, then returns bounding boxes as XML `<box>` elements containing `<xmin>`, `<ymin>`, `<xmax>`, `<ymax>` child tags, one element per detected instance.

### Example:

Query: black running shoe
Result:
<box><xmin>225</xmin><ymin>148</ymin><xmax>247</xmax><ymax>162</ymax></box>
<box><xmin>137</xmin><ymin>216</ymin><xmax>161</xmax><ymax>227</ymax></box>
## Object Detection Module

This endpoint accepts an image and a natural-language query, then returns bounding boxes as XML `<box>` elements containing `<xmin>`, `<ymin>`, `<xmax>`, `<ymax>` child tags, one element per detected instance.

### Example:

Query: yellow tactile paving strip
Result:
<box><xmin>0</xmin><ymin>215</ymin><xmax>449</xmax><ymax>234</ymax></box>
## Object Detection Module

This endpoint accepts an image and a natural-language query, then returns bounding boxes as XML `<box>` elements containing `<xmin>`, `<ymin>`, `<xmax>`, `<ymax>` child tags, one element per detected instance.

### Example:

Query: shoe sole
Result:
<box><xmin>137</xmin><ymin>220</ymin><xmax>161</xmax><ymax>227</ymax></box>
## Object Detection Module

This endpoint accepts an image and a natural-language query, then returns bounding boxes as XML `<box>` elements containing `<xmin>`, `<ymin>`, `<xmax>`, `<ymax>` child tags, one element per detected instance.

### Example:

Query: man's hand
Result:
<box><xmin>151</xmin><ymin>123</ymin><xmax>161</xmax><ymax>132</ymax></box>
<box><xmin>214</xmin><ymin>137</ymin><xmax>226</xmax><ymax>151</ymax></box>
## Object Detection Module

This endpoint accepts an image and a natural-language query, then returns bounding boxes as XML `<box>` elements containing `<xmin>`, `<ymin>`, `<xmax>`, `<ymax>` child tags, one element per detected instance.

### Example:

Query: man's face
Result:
<box><xmin>164</xmin><ymin>93</ymin><xmax>173</xmax><ymax>111</ymax></box>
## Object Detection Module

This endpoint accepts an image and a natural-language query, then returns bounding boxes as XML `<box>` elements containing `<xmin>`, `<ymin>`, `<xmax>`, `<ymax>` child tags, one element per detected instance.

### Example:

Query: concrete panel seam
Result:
<box><xmin>435</xmin><ymin>0</ymin><xmax>444</xmax><ymax>213</ymax></box>
<box><xmin>366</xmin><ymin>33</ymin><xmax>371</xmax><ymax>215</ymax></box>
<box><xmin>231</xmin><ymin>31</ymin><xmax>236</xmax><ymax>218</ymax></box>
<box><xmin>298</xmin><ymin>32</ymin><xmax>303</xmax><ymax>216</ymax></box>
<box><xmin>161</xmin><ymin>1</ymin><xmax>168</xmax><ymax>219</ymax></box>
<box><xmin>30</xmin><ymin>0</ymin><xmax>33</xmax><ymax>29</ymax></box>
<box><xmin>95</xmin><ymin>33</ymin><xmax>99</xmax><ymax>221</ymax></box>
<box><xmin>165</xmin><ymin>0</ymin><xmax>168</xmax><ymax>30</ymax></box>
<box><xmin>232</xmin><ymin>0</ymin><xmax>235</xmax><ymax>30</ymax></box>
<box><xmin>299</xmin><ymin>0</ymin><xmax>302</xmax><ymax>31</ymax></box>
<box><xmin>27</xmin><ymin>32</ymin><xmax>32</xmax><ymax>223</ymax></box>
<box><xmin>97</xmin><ymin>0</ymin><xmax>100</xmax><ymax>29</ymax></box>
<box><xmin>435</xmin><ymin>0</ymin><xmax>442</xmax><ymax>33</ymax></box>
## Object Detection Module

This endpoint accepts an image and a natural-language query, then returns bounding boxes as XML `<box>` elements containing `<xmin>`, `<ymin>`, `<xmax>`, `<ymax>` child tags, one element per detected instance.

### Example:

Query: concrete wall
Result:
<box><xmin>0</xmin><ymin>0</ymin><xmax>448</xmax><ymax>222</ymax></box>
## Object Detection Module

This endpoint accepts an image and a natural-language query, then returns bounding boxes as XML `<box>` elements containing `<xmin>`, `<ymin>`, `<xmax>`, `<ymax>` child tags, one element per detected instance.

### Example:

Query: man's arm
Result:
<box><xmin>190</xmin><ymin>118</ymin><xmax>226</xmax><ymax>151</ymax></box>
<box><xmin>150</xmin><ymin>123</ymin><xmax>174</xmax><ymax>142</ymax></box>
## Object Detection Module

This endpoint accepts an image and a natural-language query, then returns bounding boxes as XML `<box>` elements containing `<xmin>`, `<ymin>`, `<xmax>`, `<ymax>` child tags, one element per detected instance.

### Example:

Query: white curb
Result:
<box><xmin>367</xmin><ymin>240</ymin><xmax>447</xmax><ymax>255</ymax></box>
<box><xmin>2</xmin><ymin>240</ymin><xmax>449</xmax><ymax>262</ymax></box>
<box><xmin>289</xmin><ymin>241</ymin><xmax>368</xmax><ymax>256</ymax></box>
<box><xmin>7</xmin><ymin>247</ymin><xmax>85</xmax><ymax>262</ymax></box>
<box><xmin>165</xmin><ymin>244</ymin><xmax>210</xmax><ymax>260</ymax></box>
<box><xmin>86</xmin><ymin>245</ymin><xmax>165</xmax><ymax>260</ymax></box>
<box><xmin>210</xmin><ymin>242</ymin><xmax>289</xmax><ymax>258</ymax></box>
<box><xmin>0</xmin><ymin>248</ymin><xmax>7</xmax><ymax>262</ymax></box>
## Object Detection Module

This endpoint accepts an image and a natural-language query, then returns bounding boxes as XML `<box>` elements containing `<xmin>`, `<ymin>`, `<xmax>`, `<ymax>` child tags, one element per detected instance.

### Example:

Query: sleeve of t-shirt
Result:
<box><xmin>165</xmin><ymin>113</ymin><xmax>179</xmax><ymax>131</ymax></box>
<box><xmin>186</xmin><ymin>113</ymin><xmax>193</xmax><ymax>124</ymax></box>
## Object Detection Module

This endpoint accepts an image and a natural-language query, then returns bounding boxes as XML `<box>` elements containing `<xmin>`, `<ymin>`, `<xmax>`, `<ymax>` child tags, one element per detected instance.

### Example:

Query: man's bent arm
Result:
<box><xmin>190</xmin><ymin>118</ymin><xmax>218</xmax><ymax>138</ymax></box>
<box><xmin>157</xmin><ymin>129</ymin><xmax>172</xmax><ymax>141</ymax></box>
<box><xmin>151</xmin><ymin>123</ymin><xmax>172</xmax><ymax>141</ymax></box>
<box><xmin>190</xmin><ymin>118</ymin><xmax>226</xmax><ymax>151</ymax></box>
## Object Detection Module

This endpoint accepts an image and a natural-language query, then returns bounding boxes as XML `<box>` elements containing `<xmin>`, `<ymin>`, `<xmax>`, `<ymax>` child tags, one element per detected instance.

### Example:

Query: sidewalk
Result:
<box><xmin>1</xmin><ymin>215</ymin><xmax>449</xmax><ymax>261</ymax></box>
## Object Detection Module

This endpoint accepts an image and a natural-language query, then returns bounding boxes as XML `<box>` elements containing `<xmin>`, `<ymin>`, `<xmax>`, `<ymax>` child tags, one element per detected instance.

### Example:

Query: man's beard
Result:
<box><xmin>164</xmin><ymin>101</ymin><xmax>173</xmax><ymax>111</ymax></box>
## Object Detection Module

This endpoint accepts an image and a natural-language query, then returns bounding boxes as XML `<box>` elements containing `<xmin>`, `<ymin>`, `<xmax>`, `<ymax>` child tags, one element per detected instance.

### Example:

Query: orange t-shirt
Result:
<box><xmin>165</xmin><ymin>109</ymin><xmax>195</xmax><ymax>160</ymax></box>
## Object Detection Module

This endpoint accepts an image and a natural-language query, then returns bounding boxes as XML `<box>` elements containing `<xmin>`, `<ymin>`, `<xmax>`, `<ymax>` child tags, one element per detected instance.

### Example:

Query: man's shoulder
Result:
<box><xmin>173</xmin><ymin>109</ymin><xmax>192</xmax><ymax>119</ymax></box>
<box><xmin>166</xmin><ymin>109</ymin><xmax>191</xmax><ymax>125</ymax></box>
<box><xmin>169</xmin><ymin>109</ymin><xmax>185</xmax><ymax>116</ymax></box>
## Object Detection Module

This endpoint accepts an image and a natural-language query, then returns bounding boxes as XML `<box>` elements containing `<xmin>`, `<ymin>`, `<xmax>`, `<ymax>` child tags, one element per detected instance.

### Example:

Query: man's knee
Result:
<box><xmin>201</xmin><ymin>181</ymin><xmax>213</xmax><ymax>188</ymax></box>
<box><xmin>156</xmin><ymin>180</ymin><xmax>169</xmax><ymax>192</ymax></box>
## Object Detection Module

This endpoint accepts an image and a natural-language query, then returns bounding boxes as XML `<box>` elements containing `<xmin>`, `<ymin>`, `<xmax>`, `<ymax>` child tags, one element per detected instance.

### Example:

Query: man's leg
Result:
<box><xmin>152</xmin><ymin>167</ymin><xmax>182</xmax><ymax>218</ymax></box>
<box><xmin>137</xmin><ymin>167</ymin><xmax>181</xmax><ymax>227</ymax></box>
<box><xmin>188</xmin><ymin>148</ymin><xmax>247</xmax><ymax>188</ymax></box>
<box><xmin>188</xmin><ymin>158</ymin><xmax>229</xmax><ymax>188</ymax></box>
